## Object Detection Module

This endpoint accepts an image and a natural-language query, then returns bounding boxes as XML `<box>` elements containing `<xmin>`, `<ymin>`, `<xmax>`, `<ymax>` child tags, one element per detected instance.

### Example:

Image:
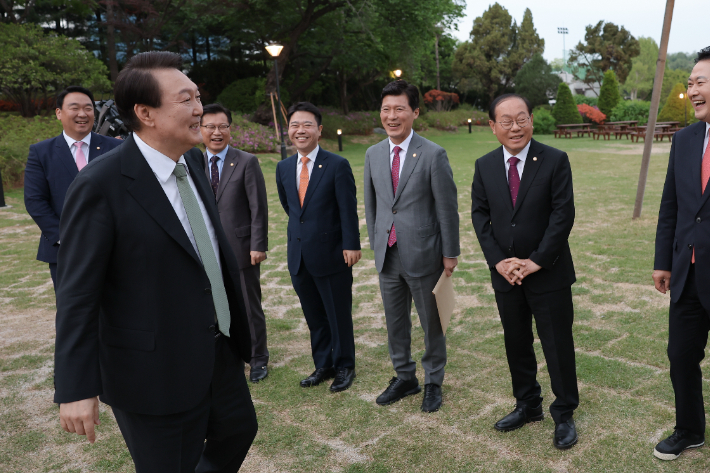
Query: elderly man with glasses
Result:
<box><xmin>471</xmin><ymin>93</ymin><xmax>579</xmax><ymax>450</ymax></box>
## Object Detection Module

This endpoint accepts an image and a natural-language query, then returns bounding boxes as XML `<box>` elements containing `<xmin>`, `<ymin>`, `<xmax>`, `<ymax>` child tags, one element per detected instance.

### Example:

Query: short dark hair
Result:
<box><xmin>380</xmin><ymin>80</ymin><xmax>419</xmax><ymax>111</ymax></box>
<box><xmin>114</xmin><ymin>51</ymin><xmax>184</xmax><ymax>131</ymax></box>
<box><xmin>489</xmin><ymin>93</ymin><xmax>533</xmax><ymax>121</ymax></box>
<box><xmin>56</xmin><ymin>86</ymin><xmax>95</xmax><ymax>109</ymax></box>
<box><xmin>697</xmin><ymin>46</ymin><xmax>710</xmax><ymax>63</ymax></box>
<box><xmin>287</xmin><ymin>102</ymin><xmax>322</xmax><ymax>126</ymax></box>
<box><xmin>201</xmin><ymin>103</ymin><xmax>232</xmax><ymax>125</ymax></box>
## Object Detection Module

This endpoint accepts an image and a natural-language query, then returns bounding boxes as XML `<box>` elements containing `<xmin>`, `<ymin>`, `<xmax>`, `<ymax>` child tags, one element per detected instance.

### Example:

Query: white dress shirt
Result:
<box><xmin>63</xmin><ymin>131</ymin><xmax>91</xmax><ymax>163</ymax></box>
<box><xmin>503</xmin><ymin>140</ymin><xmax>532</xmax><ymax>182</ymax></box>
<box><xmin>388</xmin><ymin>130</ymin><xmax>414</xmax><ymax>179</ymax></box>
<box><xmin>296</xmin><ymin>145</ymin><xmax>319</xmax><ymax>189</ymax></box>
<box><xmin>207</xmin><ymin>145</ymin><xmax>229</xmax><ymax>178</ymax></box>
<box><xmin>134</xmin><ymin>133</ymin><xmax>221</xmax><ymax>270</ymax></box>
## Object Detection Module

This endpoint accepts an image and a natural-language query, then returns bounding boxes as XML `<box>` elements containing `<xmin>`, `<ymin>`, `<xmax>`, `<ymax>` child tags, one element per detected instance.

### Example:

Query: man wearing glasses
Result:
<box><xmin>200</xmin><ymin>103</ymin><xmax>270</xmax><ymax>383</ymax></box>
<box><xmin>471</xmin><ymin>94</ymin><xmax>579</xmax><ymax>449</ymax></box>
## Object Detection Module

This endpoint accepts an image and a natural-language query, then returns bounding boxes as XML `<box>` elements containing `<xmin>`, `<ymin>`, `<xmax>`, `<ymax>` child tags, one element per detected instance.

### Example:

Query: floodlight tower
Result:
<box><xmin>558</xmin><ymin>27</ymin><xmax>568</xmax><ymax>63</ymax></box>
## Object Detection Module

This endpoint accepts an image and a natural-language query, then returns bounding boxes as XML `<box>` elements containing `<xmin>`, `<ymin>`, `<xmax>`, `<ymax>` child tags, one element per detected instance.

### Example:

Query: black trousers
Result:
<box><xmin>668</xmin><ymin>265</ymin><xmax>710</xmax><ymax>436</ymax></box>
<box><xmin>112</xmin><ymin>336</ymin><xmax>258</xmax><ymax>472</ymax></box>
<box><xmin>239</xmin><ymin>264</ymin><xmax>269</xmax><ymax>369</ymax></box>
<box><xmin>494</xmin><ymin>284</ymin><xmax>579</xmax><ymax>423</ymax></box>
<box><xmin>291</xmin><ymin>262</ymin><xmax>355</xmax><ymax>370</ymax></box>
<box><xmin>49</xmin><ymin>263</ymin><xmax>57</xmax><ymax>291</ymax></box>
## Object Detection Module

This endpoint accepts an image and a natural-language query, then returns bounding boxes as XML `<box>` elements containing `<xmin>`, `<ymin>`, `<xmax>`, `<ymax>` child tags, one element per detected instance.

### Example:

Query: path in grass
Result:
<box><xmin>1</xmin><ymin>128</ymin><xmax>708</xmax><ymax>472</ymax></box>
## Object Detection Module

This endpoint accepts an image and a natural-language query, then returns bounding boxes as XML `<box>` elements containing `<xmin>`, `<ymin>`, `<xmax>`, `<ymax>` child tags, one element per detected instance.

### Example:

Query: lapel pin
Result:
<box><xmin>96</xmin><ymin>146</ymin><xmax>100</xmax><ymax>150</ymax></box>
<box><xmin>319</xmin><ymin>164</ymin><xmax>322</xmax><ymax>168</ymax></box>
<box><xmin>533</xmin><ymin>157</ymin><xmax>537</xmax><ymax>161</ymax></box>
<box><xmin>230</xmin><ymin>163</ymin><xmax>234</xmax><ymax>166</ymax></box>
<box><xmin>413</xmin><ymin>153</ymin><xmax>417</xmax><ymax>157</ymax></box>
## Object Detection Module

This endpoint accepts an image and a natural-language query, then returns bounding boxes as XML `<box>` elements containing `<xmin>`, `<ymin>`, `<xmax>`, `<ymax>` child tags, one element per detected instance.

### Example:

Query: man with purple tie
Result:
<box><xmin>471</xmin><ymin>93</ymin><xmax>579</xmax><ymax>449</ymax></box>
<box><xmin>24</xmin><ymin>86</ymin><xmax>122</xmax><ymax>289</ymax></box>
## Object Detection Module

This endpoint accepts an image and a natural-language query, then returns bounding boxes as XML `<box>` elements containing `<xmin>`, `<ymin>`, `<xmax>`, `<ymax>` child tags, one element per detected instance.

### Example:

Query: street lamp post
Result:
<box><xmin>266</xmin><ymin>43</ymin><xmax>287</xmax><ymax>160</ymax></box>
<box><xmin>468</xmin><ymin>118</ymin><xmax>472</xmax><ymax>134</ymax></box>
<box><xmin>679</xmin><ymin>92</ymin><xmax>687</xmax><ymax>127</ymax></box>
<box><xmin>337</xmin><ymin>129</ymin><xmax>343</xmax><ymax>152</ymax></box>
<box><xmin>558</xmin><ymin>27</ymin><xmax>568</xmax><ymax>63</ymax></box>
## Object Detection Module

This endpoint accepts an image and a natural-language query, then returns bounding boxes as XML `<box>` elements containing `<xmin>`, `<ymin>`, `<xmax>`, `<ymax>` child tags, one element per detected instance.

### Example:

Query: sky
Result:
<box><xmin>450</xmin><ymin>0</ymin><xmax>706</xmax><ymax>62</ymax></box>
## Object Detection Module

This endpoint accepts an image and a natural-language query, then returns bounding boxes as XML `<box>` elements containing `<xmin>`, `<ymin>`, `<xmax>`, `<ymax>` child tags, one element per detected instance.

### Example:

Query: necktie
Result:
<box><xmin>299</xmin><ymin>156</ymin><xmax>309</xmax><ymax>207</ymax></box>
<box><xmin>210</xmin><ymin>156</ymin><xmax>219</xmax><ymax>196</ymax></box>
<box><xmin>388</xmin><ymin>145</ymin><xmax>402</xmax><ymax>247</ymax></box>
<box><xmin>508</xmin><ymin>156</ymin><xmax>521</xmax><ymax>207</ymax></box>
<box><xmin>173</xmin><ymin>163</ymin><xmax>231</xmax><ymax>336</ymax></box>
<box><xmin>692</xmin><ymin>133</ymin><xmax>710</xmax><ymax>263</ymax></box>
<box><xmin>74</xmin><ymin>142</ymin><xmax>87</xmax><ymax>171</ymax></box>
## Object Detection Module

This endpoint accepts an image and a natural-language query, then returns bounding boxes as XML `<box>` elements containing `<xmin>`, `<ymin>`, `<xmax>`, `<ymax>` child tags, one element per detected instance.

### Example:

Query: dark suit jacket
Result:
<box><xmin>471</xmin><ymin>139</ymin><xmax>576</xmax><ymax>293</ymax></box>
<box><xmin>203</xmin><ymin>147</ymin><xmax>268</xmax><ymax>269</ymax></box>
<box><xmin>655</xmin><ymin>121</ymin><xmax>710</xmax><ymax>306</ymax></box>
<box><xmin>54</xmin><ymin>134</ymin><xmax>251</xmax><ymax>416</ymax></box>
<box><xmin>275</xmin><ymin>147</ymin><xmax>360</xmax><ymax>277</ymax></box>
<box><xmin>24</xmin><ymin>132</ymin><xmax>123</xmax><ymax>263</ymax></box>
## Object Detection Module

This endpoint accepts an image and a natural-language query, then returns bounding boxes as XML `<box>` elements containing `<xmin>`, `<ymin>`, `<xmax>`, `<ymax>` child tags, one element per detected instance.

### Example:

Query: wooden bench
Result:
<box><xmin>554</xmin><ymin>128</ymin><xmax>572</xmax><ymax>138</ymax></box>
<box><xmin>592</xmin><ymin>125</ymin><xmax>611</xmax><ymax>140</ymax></box>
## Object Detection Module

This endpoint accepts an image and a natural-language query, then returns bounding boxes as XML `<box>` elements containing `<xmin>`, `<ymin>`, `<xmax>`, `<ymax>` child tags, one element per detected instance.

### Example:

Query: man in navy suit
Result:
<box><xmin>653</xmin><ymin>46</ymin><xmax>710</xmax><ymax>461</ymax></box>
<box><xmin>275</xmin><ymin>101</ymin><xmax>361</xmax><ymax>392</ymax></box>
<box><xmin>24</xmin><ymin>86</ymin><xmax>122</xmax><ymax>288</ymax></box>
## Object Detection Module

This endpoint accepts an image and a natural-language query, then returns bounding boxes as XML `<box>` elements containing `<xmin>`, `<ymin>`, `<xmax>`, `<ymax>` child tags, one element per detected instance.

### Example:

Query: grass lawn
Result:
<box><xmin>1</xmin><ymin>126</ymin><xmax>708</xmax><ymax>472</ymax></box>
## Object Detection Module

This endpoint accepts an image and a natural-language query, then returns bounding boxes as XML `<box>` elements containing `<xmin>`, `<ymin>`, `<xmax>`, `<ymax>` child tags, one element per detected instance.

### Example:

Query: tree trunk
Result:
<box><xmin>435</xmin><ymin>33</ymin><xmax>441</xmax><ymax>91</ymax></box>
<box><xmin>106</xmin><ymin>1</ymin><xmax>119</xmax><ymax>81</ymax></box>
<box><xmin>191</xmin><ymin>31</ymin><xmax>198</xmax><ymax>65</ymax></box>
<box><xmin>206</xmin><ymin>35</ymin><xmax>211</xmax><ymax>61</ymax></box>
<box><xmin>339</xmin><ymin>70</ymin><xmax>348</xmax><ymax>114</ymax></box>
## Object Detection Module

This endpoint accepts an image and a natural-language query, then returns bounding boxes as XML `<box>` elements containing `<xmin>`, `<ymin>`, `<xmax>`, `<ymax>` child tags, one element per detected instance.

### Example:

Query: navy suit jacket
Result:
<box><xmin>275</xmin><ymin>148</ymin><xmax>360</xmax><ymax>277</ymax></box>
<box><xmin>24</xmin><ymin>132</ymin><xmax>123</xmax><ymax>263</ymax></box>
<box><xmin>655</xmin><ymin>121</ymin><xmax>710</xmax><ymax>307</ymax></box>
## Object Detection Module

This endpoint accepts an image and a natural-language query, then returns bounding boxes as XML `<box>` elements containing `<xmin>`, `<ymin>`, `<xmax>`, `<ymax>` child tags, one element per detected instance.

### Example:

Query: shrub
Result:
<box><xmin>598</xmin><ymin>70</ymin><xmax>621</xmax><ymax>118</ymax></box>
<box><xmin>609</xmin><ymin>100</ymin><xmax>651</xmax><ymax>125</ymax></box>
<box><xmin>419</xmin><ymin>109</ymin><xmax>488</xmax><ymax>131</ymax></box>
<box><xmin>574</xmin><ymin>95</ymin><xmax>599</xmax><ymax>106</ymax></box>
<box><xmin>552</xmin><ymin>83</ymin><xmax>583</xmax><ymax>124</ymax></box>
<box><xmin>0</xmin><ymin>114</ymin><xmax>63</xmax><ymax>187</ymax></box>
<box><xmin>532</xmin><ymin>108</ymin><xmax>556</xmax><ymax>135</ymax></box>
<box><xmin>658</xmin><ymin>82</ymin><xmax>697</xmax><ymax>125</ymax></box>
<box><xmin>423</xmin><ymin>90</ymin><xmax>460</xmax><ymax>112</ymax></box>
<box><xmin>216</xmin><ymin>78</ymin><xmax>268</xmax><ymax>114</ymax></box>
<box><xmin>319</xmin><ymin>108</ymin><xmax>380</xmax><ymax>139</ymax></box>
<box><xmin>229</xmin><ymin>115</ymin><xmax>284</xmax><ymax>154</ymax></box>
<box><xmin>577</xmin><ymin>104</ymin><xmax>606</xmax><ymax>124</ymax></box>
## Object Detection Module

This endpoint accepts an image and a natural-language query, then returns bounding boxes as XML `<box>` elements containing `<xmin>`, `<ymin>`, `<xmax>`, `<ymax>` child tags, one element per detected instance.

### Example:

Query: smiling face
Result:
<box><xmin>56</xmin><ymin>92</ymin><xmax>95</xmax><ymax>141</ymax></box>
<box><xmin>380</xmin><ymin>94</ymin><xmax>419</xmax><ymax>145</ymax></box>
<box><xmin>287</xmin><ymin>111</ymin><xmax>322</xmax><ymax>155</ymax></box>
<box><xmin>489</xmin><ymin>97</ymin><xmax>534</xmax><ymax>155</ymax></box>
<box><xmin>200</xmin><ymin>112</ymin><xmax>231</xmax><ymax>154</ymax></box>
<box><xmin>689</xmin><ymin>59</ymin><xmax>710</xmax><ymax>123</ymax></box>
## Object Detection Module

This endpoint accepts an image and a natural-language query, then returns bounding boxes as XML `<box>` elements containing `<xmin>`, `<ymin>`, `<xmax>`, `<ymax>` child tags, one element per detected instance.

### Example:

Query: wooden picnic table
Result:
<box><xmin>631</xmin><ymin>124</ymin><xmax>675</xmax><ymax>142</ymax></box>
<box><xmin>605</xmin><ymin>121</ymin><xmax>639</xmax><ymax>140</ymax></box>
<box><xmin>555</xmin><ymin>123</ymin><xmax>592</xmax><ymax>138</ymax></box>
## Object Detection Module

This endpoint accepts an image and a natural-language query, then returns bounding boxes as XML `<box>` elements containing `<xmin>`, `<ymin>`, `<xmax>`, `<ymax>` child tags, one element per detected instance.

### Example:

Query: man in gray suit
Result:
<box><xmin>200</xmin><ymin>103</ymin><xmax>270</xmax><ymax>383</ymax></box>
<box><xmin>364</xmin><ymin>80</ymin><xmax>460</xmax><ymax>412</ymax></box>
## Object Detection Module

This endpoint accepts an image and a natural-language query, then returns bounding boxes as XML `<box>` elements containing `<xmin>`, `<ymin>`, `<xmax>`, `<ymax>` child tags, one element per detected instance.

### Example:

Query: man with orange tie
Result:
<box><xmin>653</xmin><ymin>46</ymin><xmax>710</xmax><ymax>461</ymax></box>
<box><xmin>275</xmin><ymin>101</ymin><xmax>361</xmax><ymax>392</ymax></box>
<box><xmin>24</xmin><ymin>86</ymin><xmax>122</xmax><ymax>289</ymax></box>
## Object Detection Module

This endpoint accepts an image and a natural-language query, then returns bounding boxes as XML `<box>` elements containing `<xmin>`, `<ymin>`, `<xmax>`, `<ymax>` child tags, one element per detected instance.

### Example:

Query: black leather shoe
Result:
<box><xmin>421</xmin><ymin>384</ymin><xmax>442</xmax><ymax>413</ymax></box>
<box><xmin>654</xmin><ymin>429</ymin><xmax>704</xmax><ymax>460</ymax></box>
<box><xmin>376</xmin><ymin>377</ymin><xmax>421</xmax><ymax>405</ymax></box>
<box><xmin>554</xmin><ymin>419</ymin><xmax>578</xmax><ymax>450</ymax></box>
<box><xmin>300</xmin><ymin>367</ymin><xmax>336</xmax><ymax>387</ymax></box>
<box><xmin>494</xmin><ymin>402</ymin><xmax>544</xmax><ymax>432</ymax></box>
<box><xmin>330</xmin><ymin>368</ymin><xmax>356</xmax><ymax>392</ymax></box>
<box><xmin>249</xmin><ymin>366</ymin><xmax>268</xmax><ymax>383</ymax></box>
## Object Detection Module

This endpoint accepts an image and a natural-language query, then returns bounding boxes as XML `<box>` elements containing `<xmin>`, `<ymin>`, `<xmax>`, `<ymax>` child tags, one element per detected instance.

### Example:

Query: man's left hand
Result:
<box><xmin>511</xmin><ymin>259</ymin><xmax>541</xmax><ymax>283</ymax></box>
<box><xmin>250</xmin><ymin>251</ymin><xmax>267</xmax><ymax>265</ymax></box>
<box><xmin>443</xmin><ymin>257</ymin><xmax>458</xmax><ymax>277</ymax></box>
<box><xmin>343</xmin><ymin>250</ymin><xmax>362</xmax><ymax>267</ymax></box>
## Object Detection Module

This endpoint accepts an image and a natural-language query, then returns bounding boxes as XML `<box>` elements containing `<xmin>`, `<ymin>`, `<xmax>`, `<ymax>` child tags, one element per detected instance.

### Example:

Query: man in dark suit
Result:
<box><xmin>200</xmin><ymin>103</ymin><xmax>270</xmax><ymax>383</ymax></box>
<box><xmin>275</xmin><ymin>101</ymin><xmax>361</xmax><ymax>393</ymax></box>
<box><xmin>471</xmin><ymin>93</ymin><xmax>579</xmax><ymax>449</ymax></box>
<box><xmin>55</xmin><ymin>51</ymin><xmax>257</xmax><ymax>472</ymax></box>
<box><xmin>652</xmin><ymin>46</ymin><xmax>710</xmax><ymax>461</ymax></box>
<box><xmin>24</xmin><ymin>86</ymin><xmax>122</xmax><ymax>289</ymax></box>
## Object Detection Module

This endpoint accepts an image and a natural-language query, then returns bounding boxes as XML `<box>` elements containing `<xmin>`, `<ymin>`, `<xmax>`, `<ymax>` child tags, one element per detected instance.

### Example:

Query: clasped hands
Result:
<box><xmin>495</xmin><ymin>257</ymin><xmax>541</xmax><ymax>285</ymax></box>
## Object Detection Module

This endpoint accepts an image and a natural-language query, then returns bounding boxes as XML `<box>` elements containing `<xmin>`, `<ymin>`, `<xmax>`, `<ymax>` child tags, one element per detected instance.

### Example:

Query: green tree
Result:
<box><xmin>667</xmin><ymin>52</ymin><xmax>695</xmax><ymax>71</ymax></box>
<box><xmin>568</xmin><ymin>21</ymin><xmax>640</xmax><ymax>92</ymax></box>
<box><xmin>514</xmin><ymin>54</ymin><xmax>561</xmax><ymax>108</ymax></box>
<box><xmin>552</xmin><ymin>83</ymin><xmax>582</xmax><ymax>124</ymax></box>
<box><xmin>658</xmin><ymin>82</ymin><xmax>696</xmax><ymax>125</ymax></box>
<box><xmin>0</xmin><ymin>24</ymin><xmax>111</xmax><ymax>117</ymax></box>
<box><xmin>659</xmin><ymin>68</ymin><xmax>691</xmax><ymax>106</ymax></box>
<box><xmin>452</xmin><ymin>4</ymin><xmax>544</xmax><ymax>103</ymax></box>
<box><xmin>622</xmin><ymin>37</ymin><xmax>658</xmax><ymax>100</ymax></box>
<box><xmin>598</xmin><ymin>70</ymin><xmax>621</xmax><ymax>118</ymax></box>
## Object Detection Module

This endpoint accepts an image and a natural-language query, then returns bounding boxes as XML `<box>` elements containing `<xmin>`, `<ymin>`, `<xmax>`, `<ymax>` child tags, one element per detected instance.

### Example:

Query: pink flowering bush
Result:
<box><xmin>229</xmin><ymin>115</ymin><xmax>288</xmax><ymax>153</ymax></box>
<box><xmin>319</xmin><ymin>108</ymin><xmax>380</xmax><ymax>139</ymax></box>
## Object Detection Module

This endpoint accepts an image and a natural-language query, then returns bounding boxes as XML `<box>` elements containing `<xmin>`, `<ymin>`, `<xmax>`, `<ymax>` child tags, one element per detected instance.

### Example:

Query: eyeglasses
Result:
<box><xmin>496</xmin><ymin>116</ymin><xmax>531</xmax><ymax>130</ymax></box>
<box><xmin>201</xmin><ymin>124</ymin><xmax>230</xmax><ymax>132</ymax></box>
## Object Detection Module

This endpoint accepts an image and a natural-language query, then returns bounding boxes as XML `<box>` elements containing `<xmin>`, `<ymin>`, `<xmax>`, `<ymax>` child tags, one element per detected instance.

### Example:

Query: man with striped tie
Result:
<box><xmin>275</xmin><ymin>101</ymin><xmax>361</xmax><ymax>393</ymax></box>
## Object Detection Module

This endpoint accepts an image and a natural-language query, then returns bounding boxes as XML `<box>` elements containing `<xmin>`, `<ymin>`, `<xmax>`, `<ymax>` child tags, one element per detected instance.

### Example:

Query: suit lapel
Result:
<box><xmin>512</xmin><ymin>140</ymin><xmax>544</xmax><ymax>218</ymax></box>
<box><xmin>216</xmin><ymin>147</ymin><xmax>238</xmax><ymax>202</ymax></box>
<box><xmin>492</xmin><ymin>146</ymin><xmax>514</xmax><ymax>214</ymax></box>
<box><xmin>122</xmin><ymin>135</ymin><xmax>201</xmax><ymax>264</ymax></box>
<box><xmin>393</xmin><ymin>133</ymin><xmax>422</xmax><ymax>205</ymax></box>
<box><xmin>185</xmin><ymin>150</ymin><xmax>224</xmax><ymax>237</ymax></box>
<box><xmin>693</xmin><ymin>124</ymin><xmax>710</xmax><ymax>211</ymax></box>
<box><xmin>55</xmin><ymin>135</ymin><xmax>79</xmax><ymax>179</ymax></box>
<box><xmin>88</xmin><ymin>133</ymin><xmax>103</xmax><ymax>162</ymax></box>
<box><xmin>376</xmin><ymin>140</ymin><xmax>395</xmax><ymax>202</ymax></box>
<box><xmin>301</xmin><ymin>148</ymin><xmax>328</xmax><ymax>215</ymax></box>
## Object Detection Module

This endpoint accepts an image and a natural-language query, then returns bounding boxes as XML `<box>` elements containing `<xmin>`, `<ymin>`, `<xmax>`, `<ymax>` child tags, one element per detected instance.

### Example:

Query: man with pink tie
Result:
<box><xmin>24</xmin><ymin>86</ymin><xmax>122</xmax><ymax>289</ymax></box>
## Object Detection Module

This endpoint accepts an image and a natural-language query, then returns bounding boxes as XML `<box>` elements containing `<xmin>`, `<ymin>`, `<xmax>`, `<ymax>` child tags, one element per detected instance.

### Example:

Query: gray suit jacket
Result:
<box><xmin>204</xmin><ymin>146</ymin><xmax>268</xmax><ymax>269</ymax></box>
<box><xmin>364</xmin><ymin>132</ymin><xmax>459</xmax><ymax>277</ymax></box>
